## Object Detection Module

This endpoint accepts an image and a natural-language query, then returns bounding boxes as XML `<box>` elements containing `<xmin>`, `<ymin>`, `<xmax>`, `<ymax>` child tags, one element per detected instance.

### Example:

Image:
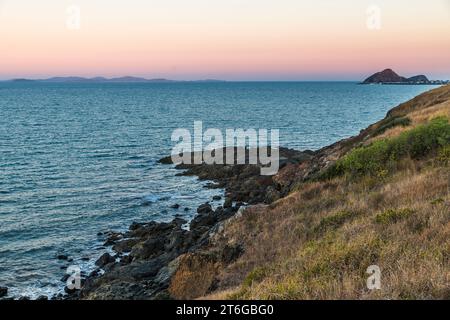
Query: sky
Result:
<box><xmin>0</xmin><ymin>0</ymin><xmax>449</xmax><ymax>80</ymax></box>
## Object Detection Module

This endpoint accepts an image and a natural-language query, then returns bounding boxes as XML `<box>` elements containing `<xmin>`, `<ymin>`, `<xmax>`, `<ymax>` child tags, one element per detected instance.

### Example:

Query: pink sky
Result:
<box><xmin>0</xmin><ymin>0</ymin><xmax>449</xmax><ymax>80</ymax></box>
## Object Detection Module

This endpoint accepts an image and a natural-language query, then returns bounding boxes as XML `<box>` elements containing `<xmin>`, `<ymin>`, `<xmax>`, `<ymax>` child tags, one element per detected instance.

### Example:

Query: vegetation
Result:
<box><xmin>322</xmin><ymin>117</ymin><xmax>450</xmax><ymax>179</ymax></box>
<box><xmin>375</xmin><ymin>208</ymin><xmax>414</xmax><ymax>224</ymax></box>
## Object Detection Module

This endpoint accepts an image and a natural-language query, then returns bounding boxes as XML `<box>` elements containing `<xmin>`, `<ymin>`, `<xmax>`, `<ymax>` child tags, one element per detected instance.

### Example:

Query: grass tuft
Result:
<box><xmin>375</xmin><ymin>208</ymin><xmax>414</xmax><ymax>224</ymax></box>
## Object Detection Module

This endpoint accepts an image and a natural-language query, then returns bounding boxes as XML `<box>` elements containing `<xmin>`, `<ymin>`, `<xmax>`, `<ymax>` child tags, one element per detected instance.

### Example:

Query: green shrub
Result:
<box><xmin>372</xmin><ymin>116</ymin><xmax>411</xmax><ymax>137</ymax></box>
<box><xmin>243</xmin><ymin>267</ymin><xmax>268</xmax><ymax>287</ymax></box>
<box><xmin>314</xmin><ymin>210</ymin><xmax>358</xmax><ymax>232</ymax></box>
<box><xmin>375</xmin><ymin>208</ymin><xmax>414</xmax><ymax>224</ymax></box>
<box><xmin>322</xmin><ymin>117</ymin><xmax>450</xmax><ymax>179</ymax></box>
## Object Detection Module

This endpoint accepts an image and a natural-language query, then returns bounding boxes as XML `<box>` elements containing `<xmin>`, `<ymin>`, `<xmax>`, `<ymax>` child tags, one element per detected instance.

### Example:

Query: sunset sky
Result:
<box><xmin>0</xmin><ymin>0</ymin><xmax>449</xmax><ymax>80</ymax></box>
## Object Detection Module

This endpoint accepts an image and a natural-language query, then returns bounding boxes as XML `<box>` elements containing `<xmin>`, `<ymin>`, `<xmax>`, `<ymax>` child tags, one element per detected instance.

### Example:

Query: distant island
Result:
<box><xmin>9</xmin><ymin>76</ymin><xmax>226</xmax><ymax>83</ymax></box>
<box><xmin>362</xmin><ymin>69</ymin><xmax>448</xmax><ymax>85</ymax></box>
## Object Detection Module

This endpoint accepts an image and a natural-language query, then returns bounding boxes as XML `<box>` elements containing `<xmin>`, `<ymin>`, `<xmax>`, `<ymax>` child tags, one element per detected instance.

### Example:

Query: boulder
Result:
<box><xmin>95</xmin><ymin>253</ymin><xmax>115</xmax><ymax>268</ymax></box>
<box><xmin>197</xmin><ymin>203</ymin><xmax>213</xmax><ymax>214</ymax></box>
<box><xmin>0</xmin><ymin>287</ymin><xmax>7</xmax><ymax>298</ymax></box>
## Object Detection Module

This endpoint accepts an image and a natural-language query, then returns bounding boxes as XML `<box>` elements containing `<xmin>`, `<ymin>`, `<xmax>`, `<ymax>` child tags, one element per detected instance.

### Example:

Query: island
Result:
<box><xmin>362</xmin><ymin>68</ymin><xmax>448</xmax><ymax>85</ymax></box>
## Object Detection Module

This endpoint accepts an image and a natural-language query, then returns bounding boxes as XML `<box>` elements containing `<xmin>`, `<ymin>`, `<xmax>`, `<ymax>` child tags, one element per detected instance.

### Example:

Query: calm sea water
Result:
<box><xmin>0</xmin><ymin>81</ymin><xmax>438</xmax><ymax>298</ymax></box>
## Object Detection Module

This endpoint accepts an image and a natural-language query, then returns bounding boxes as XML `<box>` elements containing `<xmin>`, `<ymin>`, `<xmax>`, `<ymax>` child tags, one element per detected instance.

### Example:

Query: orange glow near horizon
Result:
<box><xmin>0</xmin><ymin>0</ymin><xmax>449</xmax><ymax>80</ymax></box>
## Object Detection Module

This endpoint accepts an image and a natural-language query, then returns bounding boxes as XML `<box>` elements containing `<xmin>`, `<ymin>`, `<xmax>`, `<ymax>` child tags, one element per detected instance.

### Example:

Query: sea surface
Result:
<box><xmin>0</xmin><ymin>81</ymin><xmax>438</xmax><ymax>298</ymax></box>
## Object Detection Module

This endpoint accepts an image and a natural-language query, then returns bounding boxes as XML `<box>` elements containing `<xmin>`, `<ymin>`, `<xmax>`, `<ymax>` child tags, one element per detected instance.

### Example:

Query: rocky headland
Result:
<box><xmin>69</xmin><ymin>147</ymin><xmax>313</xmax><ymax>299</ymax></box>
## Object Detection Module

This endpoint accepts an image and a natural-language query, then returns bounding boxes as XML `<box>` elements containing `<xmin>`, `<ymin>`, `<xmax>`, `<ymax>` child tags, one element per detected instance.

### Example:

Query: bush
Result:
<box><xmin>243</xmin><ymin>267</ymin><xmax>268</xmax><ymax>287</ymax></box>
<box><xmin>322</xmin><ymin>117</ymin><xmax>450</xmax><ymax>179</ymax></box>
<box><xmin>375</xmin><ymin>208</ymin><xmax>414</xmax><ymax>224</ymax></box>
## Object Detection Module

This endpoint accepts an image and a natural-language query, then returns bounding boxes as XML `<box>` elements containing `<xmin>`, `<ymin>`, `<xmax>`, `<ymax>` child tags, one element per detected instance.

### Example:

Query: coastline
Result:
<box><xmin>74</xmin><ymin>84</ymin><xmax>449</xmax><ymax>300</ymax></box>
<box><xmin>2</xmin><ymin>84</ymin><xmax>448</xmax><ymax>300</ymax></box>
<box><xmin>73</xmin><ymin>148</ymin><xmax>311</xmax><ymax>299</ymax></box>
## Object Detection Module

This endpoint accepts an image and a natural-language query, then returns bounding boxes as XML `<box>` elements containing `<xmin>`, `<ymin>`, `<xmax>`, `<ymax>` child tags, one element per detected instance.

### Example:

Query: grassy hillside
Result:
<box><xmin>169</xmin><ymin>85</ymin><xmax>450</xmax><ymax>300</ymax></box>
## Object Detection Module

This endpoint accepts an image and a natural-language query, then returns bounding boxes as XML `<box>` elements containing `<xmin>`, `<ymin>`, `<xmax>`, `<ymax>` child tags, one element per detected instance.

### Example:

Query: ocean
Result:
<box><xmin>0</xmin><ymin>81</ymin><xmax>438</xmax><ymax>298</ymax></box>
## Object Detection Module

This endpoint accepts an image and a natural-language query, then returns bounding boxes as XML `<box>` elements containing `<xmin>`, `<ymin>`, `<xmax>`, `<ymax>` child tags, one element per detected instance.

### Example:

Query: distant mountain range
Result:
<box><xmin>9</xmin><ymin>76</ymin><xmax>226</xmax><ymax>83</ymax></box>
<box><xmin>362</xmin><ymin>69</ymin><xmax>448</xmax><ymax>85</ymax></box>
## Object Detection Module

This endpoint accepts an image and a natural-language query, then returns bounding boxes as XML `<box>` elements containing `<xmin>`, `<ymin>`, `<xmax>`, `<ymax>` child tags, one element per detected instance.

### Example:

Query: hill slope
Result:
<box><xmin>169</xmin><ymin>85</ymin><xmax>450</xmax><ymax>300</ymax></box>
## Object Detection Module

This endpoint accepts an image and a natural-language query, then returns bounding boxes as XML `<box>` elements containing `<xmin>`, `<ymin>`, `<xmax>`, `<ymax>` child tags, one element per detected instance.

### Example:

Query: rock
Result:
<box><xmin>81</xmin><ymin>256</ymin><xmax>90</xmax><ymax>261</ymax></box>
<box><xmin>113</xmin><ymin>238</ymin><xmax>139</xmax><ymax>253</ymax></box>
<box><xmin>57</xmin><ymin>254</ymin><xmax>69</xmax><ymax>260</ymax></box>
<box><xmin>212</xmin><ymin>195</ymin><xmax>222</xmax><ymax>201</ymax></box>
<box><xmin>184</xmin><ymin>207</ymin><xmax>190</xmax><ymax>211</ymax></box>
<box><xmin>89</xmin><ymin>269</ymin><xmax>101</xmax><ymax>278</ymax></box>
<box><xmin>106</xmin><ymin>232</ymin><xmax>123</xmax><ymax>242</ymax></box>
<box><xmin>36</xmin><ymin>295</ymin><xmax>48</xmax><ymax>301</ymax></box>
<box><xmin>197</xmin><ymin>203</ymin><xmax>213</xmax><ymax>214</ymax></box>
<box><xmin>130</xmin><ymin>238</ymin><xmax>165</xmax><ymax>260</ymax></box>
<box><xmin>190</xmin><ymin>212</ymin><xmax>217</xmax><ymax>230</ymax></box>
<box><xmin>95</xmin><ymin>253</ymin><xmax>115</xmax><ymax>268</ymax></box>
<box><xmin>129</xmin><ymin>222</ymin><xmax>142</xmax><ymax>231</ymax></box>
<box><xmin>221</xmin><ymin>244</ymin><xmax>244</xmax><ymax>264</ymax></box>
<box><xmin>120</xmin><ymin>255</ymin><xmax>133</xmax><ymax>264</ymax></box>
<box><xmin>64</xmin><ymin>286</ymin><xmax>77</xmax><ymax>295</ymax></box>
<box><xmin>0</xmin><ymin>287</ymin><xmax>8</xmax><ymax>298</ymax></box>
<box><xmin>223</xmin><ymin>198</ymin><xmax>232</xmax><ymax>208</ymax></box>
<box><xmin>170</xmin><ymin>204</ymin><xmax>180</xmax><ymax>209</ymax></box>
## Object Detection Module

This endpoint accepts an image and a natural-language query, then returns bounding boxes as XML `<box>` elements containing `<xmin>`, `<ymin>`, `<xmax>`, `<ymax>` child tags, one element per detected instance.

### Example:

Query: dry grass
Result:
<box><xmin>203</xmin><ymin>165</ymin><xmax>449</xmax><ymax>300</ymax></box>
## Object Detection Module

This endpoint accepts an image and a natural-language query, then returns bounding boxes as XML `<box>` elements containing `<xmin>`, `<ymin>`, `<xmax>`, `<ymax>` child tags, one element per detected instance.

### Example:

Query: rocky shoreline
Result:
<box><xmin>57</xmin><ymin>147</ymin><xmax>312</xmax><ymax>300</ymax></box>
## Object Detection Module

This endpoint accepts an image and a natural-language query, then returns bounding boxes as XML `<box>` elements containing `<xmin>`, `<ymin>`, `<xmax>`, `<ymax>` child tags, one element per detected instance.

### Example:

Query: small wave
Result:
<box><xmin>141</xmin><ymin>194</ymin><xmax>171</xmax><ymax>205</ymax></box>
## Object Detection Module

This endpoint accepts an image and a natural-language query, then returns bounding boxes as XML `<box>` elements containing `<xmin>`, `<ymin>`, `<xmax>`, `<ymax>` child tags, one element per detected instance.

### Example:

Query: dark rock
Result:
<box><xmin>223</xmin><ymin>198</ymin><xmax>232</xmax><ymax>208</ymax></box>
<box><xmin>64</xmin><ymin>286</ymin><xmax>78</xmax><ymax>295</ymax></box>
<box><xmin>81</xmin><ymin>256</ymin><xmax>90</xmax><ymax>261</ymax></box>
<box><xmin>197</xmin><ymin>203</ymin><xmax>213</xmax><ymax>214</ymax></box>
<box><xmin>172</xmin><ymin>217</ymin><xmax>187</xmax><ymax>227</ymax></box>
<box><xmin>57</xmin><ymin>254</ymin><xmax>68</xmax><ymax>260</ymax></box>
<box><xmin>212</xmin><ymin>195</ymin><xmax>222</xmax><ymax>201</ymax></box>
<box><xmin>120</xmin><ymin>255</ymin><xmax>133</xmax><ymax>264</ymax></box>
<box><xmin>130</xmin><ymin>238</ymin><xmax>165</xmax><ymax>260</ymax></box>
<box><xmin>36</xmin><ymin>295</ymin><xmax>48</xmax><ymax>301</ymax></box>
<box><xmin>184</xmin><ymin>207</ymin><xmax>190</xmax><ymax>211</ymax></box>
<box><xmin>113</xmin><ymin>238</ymin><xmax>139</xmax><ymax>253</ymax></box>
<box><xmin>18</xmin><ymin>296</ymin><xmax>30</xmax><ymax>300</ymax></box>
<box><xmin>95</xmin><ymin>253</ymin><xmax>115</xmax><ymax>268</ymax></box>
<box><xmin>0</xmin><ymin>287</ymin><xmax>7</xmax><ymax>298</ymax></box>
<box><xmin>221</xmin><ymin>244</ymin><xmax>244</xmax><ymax>264</ymax></box>
<box><xmin>190</xmin><ymin>213</ymin><xmax>217</xmax><ymax>231</ymax></box>
<box><xmin>129</xmin><ymin>222</ymin><xmax>142</xmax><ymax>231</ymax></box>
<box><xmin>170</xmin><ymin>203</ymin><xmax>180</xmax><ymax>209</ymax></box>
<box><xmin>88</xmin><ymin>269</ymin><xmax>101</xmax><ymax>278</ymax></box>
